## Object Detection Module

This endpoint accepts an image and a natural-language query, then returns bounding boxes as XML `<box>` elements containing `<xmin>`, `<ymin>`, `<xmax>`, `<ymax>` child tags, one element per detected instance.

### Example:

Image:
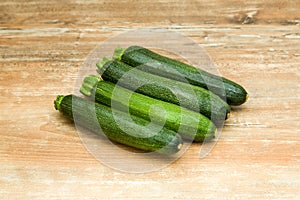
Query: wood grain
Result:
<box><xmin>1</xmin><ymin>0</ymin><xmax>300</xmax><ymax>199</ymax></box>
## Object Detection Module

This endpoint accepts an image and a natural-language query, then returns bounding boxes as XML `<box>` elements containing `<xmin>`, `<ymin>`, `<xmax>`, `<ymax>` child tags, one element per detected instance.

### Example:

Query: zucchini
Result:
<box><xmin>113</xmin><ymin>46</ymin><xmax>248</xmax><ymax>106</ymax></box>
<box><xmin>54</xmin><ymin>94</ymin><xmax>183</xmax><ymax>154</ymax></box>
<box><xmin>96</xmin><ymin>58</ymin><xmax>230</xmax><ymax>123</ymax></box>
<box><xmin>80</xmin><ymin>75</ymin><xmax>217</xmax><ymax>142</ymax></box>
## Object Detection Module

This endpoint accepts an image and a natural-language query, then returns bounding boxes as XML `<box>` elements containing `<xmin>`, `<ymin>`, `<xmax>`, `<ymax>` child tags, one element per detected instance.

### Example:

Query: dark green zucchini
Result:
<box><xmin>113</xmin><ymin>46</ymin><xmax>248</xmax><ymax>106</ymax></box>
<box><xmin>80</xmin><ymin>75</ymin><xmax>216</xmax><ymax>142</ymax></box>
<box><xmin>96</xmin><ymin>58</ymin><xmax>230</xmax><ymax>124</ymax></box>
<box><xmin>54</xmin><ymin>95</ymin><xmax>183</xmax><ymax>154</ymax></box>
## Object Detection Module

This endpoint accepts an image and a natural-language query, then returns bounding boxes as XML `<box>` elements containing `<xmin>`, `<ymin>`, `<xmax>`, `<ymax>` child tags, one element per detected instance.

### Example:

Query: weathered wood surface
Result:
<box><xmin>1</xmin><ymin>0</ymin><xmax>299</xmax><ymax>199</ymax></box>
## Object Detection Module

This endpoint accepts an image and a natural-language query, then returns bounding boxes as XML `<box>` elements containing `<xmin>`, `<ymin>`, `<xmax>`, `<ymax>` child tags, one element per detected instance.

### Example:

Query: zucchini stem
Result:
<box><xmin>54</xmin><ymin>95</ymin><xmax>65</xmax><ymax>111</ymax></box>
<box><xmin>113</xmin><ymin>47</ymin><xmax>126</xmax><ymax>61</ymax></box>
<box><xmin>96</xmin><ymin>57</ymin><xmax>111</xmax><ymax>74</ymax></box>
<box><xmin>80</xmin><ymin>75</ymin><xmax>102</xmax><ymax>97</ymax></box>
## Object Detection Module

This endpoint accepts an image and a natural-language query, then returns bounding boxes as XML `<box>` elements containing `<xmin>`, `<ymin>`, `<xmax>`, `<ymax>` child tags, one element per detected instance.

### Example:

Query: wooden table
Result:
<box><xmin>1</xmin><ymin>0</ymin><xmax>299</xmax><ymax>199</ymax></box>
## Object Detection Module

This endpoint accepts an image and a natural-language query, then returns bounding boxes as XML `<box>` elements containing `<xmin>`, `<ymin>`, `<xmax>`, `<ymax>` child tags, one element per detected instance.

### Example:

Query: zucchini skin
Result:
<box><xmin>54</xmin><ymin>95</ymin><xmax>183</xmax><ymax>154</ymax></box>
<box><xmin>80</xmin><ymin>75</ymin><xmax>216</xmax><ymax>142</ymax></box>
<box><xmin>117</xmin><ymin>46</ymin><xmax>248</xmax><ymax>106</ymax></box>
<box><xmin>97</xmin><ymin>60</ymin><xmax>230</xmax><ymax>123</ymax></box>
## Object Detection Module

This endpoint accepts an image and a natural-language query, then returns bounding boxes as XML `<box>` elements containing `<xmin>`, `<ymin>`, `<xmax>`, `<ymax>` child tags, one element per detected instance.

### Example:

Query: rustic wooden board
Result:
<box><xmin>1</xmin><ymin>0</ymin><xmax>299</xmax><ymax>199</ymax></box>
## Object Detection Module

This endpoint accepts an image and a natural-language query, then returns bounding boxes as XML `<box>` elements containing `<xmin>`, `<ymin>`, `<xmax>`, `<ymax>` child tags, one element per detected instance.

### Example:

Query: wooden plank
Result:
<box><xmin>0</xmin><ymin>0</ymin><xmax>300</xmax><ymax>28</ymax></box>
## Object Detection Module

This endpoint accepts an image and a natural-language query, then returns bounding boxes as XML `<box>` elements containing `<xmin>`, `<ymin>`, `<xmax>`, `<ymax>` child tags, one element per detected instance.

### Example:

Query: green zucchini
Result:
<box><xmin>80</xmin><ymin>75</ymin><xmax>217</xmax><ymax>142</ymax></box>
<box><xmin>113</xmin><ymin>46</ymin><xmax>248</xmax><ymax>106</ymax></box>
<box><xmin>96</xmin><ymin>58</ymin><xmax>230</xmax><ymax>123</ymax></box>
<box><xmin>54</xmin><ymin>94</ymin><xmax>183</xmax><ymax>154</ymax></box>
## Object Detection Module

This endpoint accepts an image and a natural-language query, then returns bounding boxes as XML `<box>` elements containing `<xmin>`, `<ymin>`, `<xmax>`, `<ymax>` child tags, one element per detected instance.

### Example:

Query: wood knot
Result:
<box><xmin>233</xmin><ymin>10</ymin><xmax>258</xmax><ymax>24</ymax></box>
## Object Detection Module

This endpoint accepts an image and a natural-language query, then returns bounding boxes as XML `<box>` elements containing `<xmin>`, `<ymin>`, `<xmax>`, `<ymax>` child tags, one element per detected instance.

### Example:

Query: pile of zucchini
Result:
<box><xmin>55</xmin><ymin>46</ymin><xmax>248</xmax><ymax>155</ymax></box>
